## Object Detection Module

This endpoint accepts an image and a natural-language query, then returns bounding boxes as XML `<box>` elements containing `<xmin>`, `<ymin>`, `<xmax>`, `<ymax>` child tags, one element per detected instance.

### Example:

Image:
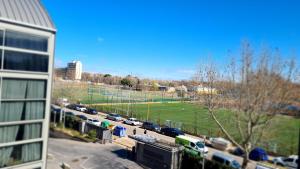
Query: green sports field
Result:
<box><xmin>52</xmin><ymin>82</ymin><xmax>181</xmax><ymax>104</ymax></box>
<box><xmin>92</xmin><ymin>102</ymin><xmax>299</xmax><ymax>156</ymax></box>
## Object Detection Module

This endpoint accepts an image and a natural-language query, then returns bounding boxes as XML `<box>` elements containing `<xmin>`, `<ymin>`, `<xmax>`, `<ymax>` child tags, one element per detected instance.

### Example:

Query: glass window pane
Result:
<box><xmin>0</xmin><ymin>101</ymin><xmax>45</xmax><ymax>122</ymax></box>
<box><xmin>0</xmin><ymin>49</ymin><xmax>2</xmax><ymax>69</ymax></box>
<box><xmin>0</xmin><ymin>142</ymin><xmax>42</xmax><ymax>168</ymax></box>
<box><xmin>2</xmin><ymin>79</ymin><xmax>46</xmax><ymax>99</ymax></box>
<box><xmin>0</xmin><ymin>30</ymin><xmax>3</xmax><ymax>45</ymax></box>
<box><xmin>4</xmin><ymin>50</ymin><xmax>48</xmax><ymax>72</ymax></box>
<box><xmin>0</xmin><ymin>123</ymin><xmax>42</xmax><ymax>143</ymax></box>
<box><xmin>5</xmin><ymin>31</ymin><xmax>48</xmax><ymax>52</ymax></box>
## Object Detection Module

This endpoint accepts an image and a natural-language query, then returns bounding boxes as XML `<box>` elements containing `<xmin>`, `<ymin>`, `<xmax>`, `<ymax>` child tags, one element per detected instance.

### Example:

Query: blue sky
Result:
<box><xmin>43</xmin><ymin>0</ymin><xmax>300</xmax><ymax>80</ymax></box>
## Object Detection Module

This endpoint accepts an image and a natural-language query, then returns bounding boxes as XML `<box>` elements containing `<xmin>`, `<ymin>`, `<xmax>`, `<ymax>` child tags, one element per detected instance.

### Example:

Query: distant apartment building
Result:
<box><xmin>0</xmin><ymin>0</ymin><xmax>55</xmax><ymax>168</ymax></box>
<box><xmin>66</xmin><ymin>60</ymin><xmax>82</xmax><ymax>80</ymax></box>
<box><xmin>55</xmin><ymin>60</ymin><xmax>82</xmax><ymax>80</ymax></box>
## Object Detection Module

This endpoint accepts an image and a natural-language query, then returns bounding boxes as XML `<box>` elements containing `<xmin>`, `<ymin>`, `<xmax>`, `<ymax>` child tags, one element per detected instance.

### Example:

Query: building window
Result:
<box><xmin>0</xmin><ymin>123</ymin><xmax>42</xmax><ymax>143</ymax></box>
<box><xmin>3</xmin><ymin>50</ymin><xmax>48</xmax><ymax>72</ymax></box>
<box><xmin>0</xmin><ymin>101</ymin><xmax>45</xmax><ymax>122</ymax></box>
<box><xmin>0</xmin><ymin>30</ymin><xmax>3</xmax><ymax>45</ymax></box>
<box><xmin>0</xmin><ymin>78</ymin><xmax>46</xmax><ymax>122</ymax></box>
<box><xmin>4</xmin><ymin>31</ymin><xmax>48</xmax><ymax>52</ymax></box>
<box><xmin>0</xmin><ymin>49</ymin><xmax>2</xmax><ymax>69</ymax></box>
<box><xmin>0</xmin><ymin>142</ymin><xmax>42</xmax><ymax>168</ymax></box>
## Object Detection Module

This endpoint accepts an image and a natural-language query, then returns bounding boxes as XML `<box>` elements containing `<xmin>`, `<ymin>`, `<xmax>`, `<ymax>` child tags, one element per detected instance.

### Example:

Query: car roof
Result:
<box><xmin>176</xmin><ymin>135</ymin><xmax>200</xmax><ymax>143</ymax></box>
<box><xmin>289</xmin><ymin>155</ymin><xmax>298</xmax><ymax>159</ymax></box>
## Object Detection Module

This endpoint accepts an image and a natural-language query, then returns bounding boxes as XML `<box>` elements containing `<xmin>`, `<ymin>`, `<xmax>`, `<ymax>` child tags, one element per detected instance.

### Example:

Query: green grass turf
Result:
<box><xmin>92</xmin><ymin>102</ymin><xmax>299</xmax><ymax>156</ymax></box>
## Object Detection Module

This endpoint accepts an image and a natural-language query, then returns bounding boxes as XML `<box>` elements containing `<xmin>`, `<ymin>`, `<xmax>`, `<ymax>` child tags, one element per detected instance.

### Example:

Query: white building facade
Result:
<box><xmin>0</xmin><ymin>0</ymin><xmax>55</xmax><ymax>168</ymax></box>
<box><xmin>67</xmin><ymin>60</ymin><xmax>82</xmax><ymax>80</ymax></box>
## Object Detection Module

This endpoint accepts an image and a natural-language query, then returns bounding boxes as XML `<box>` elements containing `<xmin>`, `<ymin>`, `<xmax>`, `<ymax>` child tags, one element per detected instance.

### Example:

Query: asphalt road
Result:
<box><xmin>53</xmin><ymin>105</ymin><xmax>258</xmax><ymax>169</ymax></box>
<box><xmin>47</xmin><ymin>138</ymin><xmax>143</xmax><ymax>169</ymax></box>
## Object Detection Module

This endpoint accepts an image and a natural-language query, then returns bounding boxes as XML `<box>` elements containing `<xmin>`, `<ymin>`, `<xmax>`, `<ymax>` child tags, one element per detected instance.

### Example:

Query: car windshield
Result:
<box><xmin>114</xmin><ymin>114</ymin><xmax>121</xmax><ymax>117</ymax></box>
<box><xmin>93</xmin><ymin>120</ymin><xmax>99</xmax><ymax>122</ymax></box>
<box><xmin>231</xmin><ymin>160</ymin><xmax>240</xmax><ymax>169</ymax></box>
<box><xmin>196</xmin><ymin>141</ymin><xmax>204</xmax><ymax>148</ymax></box>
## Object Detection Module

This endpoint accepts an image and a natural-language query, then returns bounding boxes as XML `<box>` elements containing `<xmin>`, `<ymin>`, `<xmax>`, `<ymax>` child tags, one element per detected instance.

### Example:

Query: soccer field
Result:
<box><xmin>52</xmin><ymin>82</ymin><xmax>181</xmax><ymax>104</ymax></box>
<box><xmin>92</xmin><ymin>102</ymin><xmax>299</xmax><ymax>156</ymax></box>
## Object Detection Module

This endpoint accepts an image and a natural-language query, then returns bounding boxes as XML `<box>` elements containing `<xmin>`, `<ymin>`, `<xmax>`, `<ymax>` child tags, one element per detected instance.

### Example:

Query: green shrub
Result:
<box><xmin>65</xmin><ymin>116</ymin><xmax>80</xmax><ymax>130</ymax></box>
<box><xmin>87</xmin><ymin>130</ymin><xmax>97</xmax><ymax>139</ymax></box>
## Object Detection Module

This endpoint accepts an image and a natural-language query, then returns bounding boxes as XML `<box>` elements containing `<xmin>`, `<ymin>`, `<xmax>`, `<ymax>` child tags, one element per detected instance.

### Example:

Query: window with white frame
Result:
<box><xmin>0</xmin><ymin>29</ymin><xmax>50</xmax><ymax>168</ymax></box>
<box><xmin>0</xmin><ymin>29</ymin><xmax>49</xmax><ymax>73</ymax></box>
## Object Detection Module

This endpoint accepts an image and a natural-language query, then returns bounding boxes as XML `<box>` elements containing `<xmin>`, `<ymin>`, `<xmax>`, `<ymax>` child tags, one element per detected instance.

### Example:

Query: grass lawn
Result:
<box><xmin>53</xmin><ymin>82</ymin><xmax>181</xmax><ymax>104</ymax></box>
<box><xmin>92</xmin><ymin>102</ymin><xmax>299</xmax><ymax>156</ymax></box>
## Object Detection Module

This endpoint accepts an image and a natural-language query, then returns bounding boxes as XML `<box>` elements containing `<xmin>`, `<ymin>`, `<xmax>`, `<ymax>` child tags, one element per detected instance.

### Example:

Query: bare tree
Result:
<box><xmin>195</xmin><ymin>42</ymin><xmax>298</xmax><ymax>168</ymax></box>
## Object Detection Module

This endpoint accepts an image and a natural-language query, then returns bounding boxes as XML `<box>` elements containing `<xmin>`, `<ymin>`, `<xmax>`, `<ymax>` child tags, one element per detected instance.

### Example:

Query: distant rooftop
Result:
<box><xmin>0</xmin><ymin>0</ymin><xmax>56</xmax><ymax>32</ymax></box>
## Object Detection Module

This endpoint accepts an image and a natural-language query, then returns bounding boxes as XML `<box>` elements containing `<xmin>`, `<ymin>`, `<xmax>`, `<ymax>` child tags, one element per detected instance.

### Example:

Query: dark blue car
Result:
<box><xmin>160</xmin><ymin>127</ymin><xmax>184</xmax><ymax>137</ymax></box>
<box><xmin>85</xmin><ymin>108</ymin><xmax>98</xmax><ymax>115</ymax></box>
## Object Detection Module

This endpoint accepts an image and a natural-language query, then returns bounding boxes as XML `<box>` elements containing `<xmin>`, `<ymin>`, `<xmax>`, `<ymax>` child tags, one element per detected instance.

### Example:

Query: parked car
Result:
<box><xmin>175</xmin><ymin>135</ymin><xmax>208</xmax><ymax>155</ymax></box>
<box><xmin>67</xmin><ymin>104</ymin><xmax>87</xmax><ymax>112</ymax></box>
<box><xmin>106</xmin><ymin>113</ymin><xmax>122</xmax><ymax>121</ymax></box>
<box><xmin>55</xmin><ymin>98</ymin><xmax>70</xmax><ymax>107</ymax></box>
<box><xmin>211</xmin><ymin>152</ymin><xmax>241</xmax><ymax>169</ymax></box>
<box><xmin>124</xmin><ymin>118</ymin><xmax>142</xmax><ymax>126</ymax></box>
<box><xmin>230</xmin><ymin>147</ymin><xmax>245</xmax><ymax>157</ymax></box>
<box><xmin>160</xmin><ymin>127</ymin><xmax>184</xmax><ymax>137</ymax></box>
<box><xmin>87</xmin><ymin>118</ymin><xmax>101</xmax><ymax>126</ymax></box>
<box><xmin>210</xmin><ymin>137</ymin><xmax>231</xmax><ymax>151</ymax></box>
<box><xmin>76</xmin><ymin>114</ymin><xmax>88</xmax><ymax>121</ymax></box>
<box><xmin>65</xmin><ymin>111</ymin><xmax>75</xmax><ymax>117</ymax></box>
<box><xmin>66</xmin><ymin>104</ymin><xmax>78</xmax><ymax>110</ymax></box>
<box><xmin>75</xmin><ymin>105</ymin><xmax>87</xmax><ymax>112</ymax></box>
<box><xmin>85</xmin><ymin>108</ymin><xmax>98</xmax><ymax>115</ymax></box>
<box><xmin>142</xmin><ymin>122</ymin><xmax>161</xmax><ymax>132</ymax></box>
<box><xmin>273</xmin><ymin>155</ymin><xmax>298</xmax><ymax>168</ymax></box>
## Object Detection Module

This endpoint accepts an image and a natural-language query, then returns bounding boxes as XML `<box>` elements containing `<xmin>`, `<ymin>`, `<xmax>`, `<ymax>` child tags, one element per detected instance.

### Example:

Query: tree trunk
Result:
<box><xmin>242</xmin><ymin>153</ymin><xmax>249</xmax><ymax>169</ymax></box>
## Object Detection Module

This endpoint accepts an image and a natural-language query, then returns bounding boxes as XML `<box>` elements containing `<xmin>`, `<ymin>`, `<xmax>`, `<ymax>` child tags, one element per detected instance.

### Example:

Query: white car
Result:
<box><xmin>273</xmin><ymin>155</ymin><xmax>298</xmax><ymax>168</ymax></box>
<box><xmin>87</xmin><ymin>118</ymin><xmax>101</xmax><ymax>126</ymax></box>
<box><xmin>76</xmin><ymin>105</ymin><xmax>87</xmax><ymax>112</ymax></box>
<box><xmin>210</xmin><ymin>137</ymin><xmax>231</xmax><ymax>151</ymax></box>
<box><xmin>124</xmin><ymin>118</ymin><xmax>141</xmax><ymax>126</ymax></box>
<box><xmin>56</xmin><ymin>98</ymin><xmax>70</xmax><ymax>107</ymax></box>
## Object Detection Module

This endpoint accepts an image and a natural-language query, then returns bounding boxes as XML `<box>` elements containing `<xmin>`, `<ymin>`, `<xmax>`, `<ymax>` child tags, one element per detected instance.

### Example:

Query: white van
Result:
<box><xmin>175</xmin><ymin>135</ymin><xmax>208</xmax><ymax>155</ymax></box>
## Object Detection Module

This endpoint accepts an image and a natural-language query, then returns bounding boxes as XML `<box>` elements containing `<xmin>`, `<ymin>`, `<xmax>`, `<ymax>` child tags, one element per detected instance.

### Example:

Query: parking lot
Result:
<box><xmin>52</xmin><ymin>105</ymin><xmax>265</xmax><ymax>169</ymax></box>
